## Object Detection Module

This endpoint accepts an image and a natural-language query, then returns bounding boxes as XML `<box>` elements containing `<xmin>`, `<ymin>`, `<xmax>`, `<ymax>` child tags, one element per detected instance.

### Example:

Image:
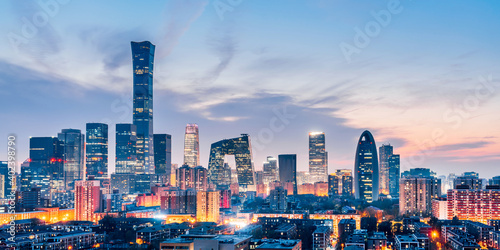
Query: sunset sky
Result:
<box><xmin>0</xmin><ymin>0</ymin><xmax>499</xmax><ymax>178</ymax></box>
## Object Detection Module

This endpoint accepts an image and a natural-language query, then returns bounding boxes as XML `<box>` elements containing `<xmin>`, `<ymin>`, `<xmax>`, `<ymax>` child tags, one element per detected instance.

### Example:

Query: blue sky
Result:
<box><xmin>0</xmin><ymin>0</ymin><xmax>499</xmax><ymax>178</ymax></box>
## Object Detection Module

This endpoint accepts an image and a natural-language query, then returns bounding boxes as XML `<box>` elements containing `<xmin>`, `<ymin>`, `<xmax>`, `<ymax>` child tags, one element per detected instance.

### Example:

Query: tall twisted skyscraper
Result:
<box><xmin>354</xmin><ymin>130</ymin><xmax>379</xmax><ymax>203</ymax></box>
<box><xmin>183</xmin><ymin>124</ymin><xmax>200</xmax><ymax>167</ymax></box>
<box><xmin>132</xmin><ymin>41</ymin><xmax>155</xmax><ymax>174</ymax></box>
<box><xmin>309</xmin><ymin>132</ymin><xmax>328</xmax><ymax>183</ymax></box>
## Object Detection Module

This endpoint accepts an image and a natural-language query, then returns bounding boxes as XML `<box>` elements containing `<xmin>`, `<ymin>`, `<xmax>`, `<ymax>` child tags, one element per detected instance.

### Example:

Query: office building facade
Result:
<box><xmin>309</xmin><ymin>132</ymin><xmax>328</xmax><ymax>183</ymax></box>
<box><xmin>183</xmin><ymin>124</ymin><xmax>200</xmax><ymax>167</ymax></box>
<box><xmin>132</xmin><ymin>41</ymin><xmax>155</xmax><ymax>174</ymax></box>
<box><xmin>279</xmin><ymin>154</ymin><xmax>297</xmax><ymax>195</ymax></box>
<box><xmin>86</xmin><ymin>123</ymin><xmax>108</xmax><ymax>178</ymax></box>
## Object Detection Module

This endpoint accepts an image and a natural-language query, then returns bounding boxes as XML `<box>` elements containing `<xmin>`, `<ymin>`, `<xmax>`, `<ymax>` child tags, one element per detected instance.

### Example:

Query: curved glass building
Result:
<box><xmin>354</xmin><ymin>130</ymin><xmax>379</xmax><ymax>202</ymax></box>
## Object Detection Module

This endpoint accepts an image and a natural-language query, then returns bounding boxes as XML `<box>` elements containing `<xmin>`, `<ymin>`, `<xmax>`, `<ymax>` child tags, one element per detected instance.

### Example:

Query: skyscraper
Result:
<box><xmin>354</xmin><ymin>130</ymin><xmax>379</xmax><ymax>202</ymax></box>
<box><xmin>208</xmin><ymin>134</ymin><xmax>255</xmax><ymax>190</ymax></box>
<box><xmin>378</xmin><ymin>144</ymin><xmax>393</xmax><ymax>195</ymax></box>
<box><xmin>132</xmin><ymin>41</ymin><xmax>155</xmax><ymax>174</ymax></box>
<box><xmin>86</xmin><ymin>123</ymin><xmax>108</xmax><ymax>178</ymax></box>
<box><xmin>388</xmin><ymin>154</ymin><xmax>400</xmax><ymax>198</ymax></box>
<box><xmin>154</xmin><ymin>134</ymin><xmax>172</xmax><ymax>182</ymax></box>
<box><xmin>183</xmin><ymin>124</ymin><xmax>200</xmax><ymax>167</ymax></box>
<box><xmin>58</xmin><ymin>129</ymin><xmax>85</xmax><ymax>189</ymax></box>
<box><xmin>0</xmin><ymin>161</ymin><xmax>12</xmax><ymax>199</ymax></box>
<box><xmin>279</xmin><ymin>154</ymin><xmax>297</xmax><ymax>195</ymax></box>
<box><xmin>309</xmin><ymin>132</ymin><xmax>328</xmax><ymax>183</ymax></box>
<box><xmin>263</xmin><ymin>156</ymin><xmax>279</xmax><ymax>185</ymax></box>
<box><xmin>75</xmin><ymin>179</ymin><xmax>102</xmax><ymax>222</ymax></box>
<box><xmin>115</xmin><ymin>124</ymin><xmax>137</xmax><ymax>174</ymax></box>
<box><xmin>23</xmin><ymin>137</ymin><xmax>64</xmax><ymax>199</ymax></box>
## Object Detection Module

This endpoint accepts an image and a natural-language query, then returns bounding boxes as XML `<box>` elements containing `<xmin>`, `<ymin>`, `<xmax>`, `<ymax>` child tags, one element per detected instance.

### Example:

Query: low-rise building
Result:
<box><xmin>488</xmin><ymin>220</ymin><xmax>500</xmax><ymax>231</ymax></box>
<box><xmin>345</xmin><ymin>230</ymin><xmax>367</xmax><ymax>249</ymax></box>
<box><xmin>413</xmin><ymin>222</ymin><xmax>432</xmax><ymax>237</ymax></box>
<box><xmin>442</xmin><ymin>225</ymin><xmax>465</xmax><ymax>242</ymax></box>
<box><xmin>312</xmin><ymin>226</ymin><xmax>330</xmax><ymax>250</ymax></box>
<box><xmin>366</xmin><ymin>232</ymin><xmax>387</xmax><ymax>250</ymax></box>
<box><xmin>33</xmin><ymin>231</ymin><xmax>104</xmax><ymax>250</ymax></box>
<box><xmin>448</xmin><ymin>235</ymin><xmax>480</xmax><ymax>250</ymax></box>
<box><xmin>489</xmin><ymin>231</ymin><xmax>500</xmax><ymax>249</ymax></box>
<box><xmin>465</xmin><ymin>221</ymin><xmax>494</xmax><ymax>244</ymax></box>
<box><xmin>338</xmin><ymin>219</ymin><xmax>356</xmax><ymax>242</ymax></box>
<box><xmin>413</xmin><ymin>234</ymin><xmax>430</xmax><ymax>250</ymax></box>
<box><xmin>256</xmin><ymin>239</ymin><xmax>302</xmax><ymax>250</ymax></box>
<box><xmin>394</xmin><ymin>235</ymin><xmax>419</xmax><ymax>250</ymax></box>
<box><xmin>160</xmin><ymin>234</ymin><xmax>251</xmax><ymax>250</ymax></box>
<box><xmin>275</xmin><ymin>224</ymin><xmax>297</xmax><ymax>239</ymax></box>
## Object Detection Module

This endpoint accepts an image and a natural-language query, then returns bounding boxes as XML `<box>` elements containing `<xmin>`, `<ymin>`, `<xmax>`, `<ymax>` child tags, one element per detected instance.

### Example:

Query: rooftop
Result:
<box><xmin>314</xmin><ymin>226</ymin><xmax>330</xmax><ymax>234</ymax></box>
<box><xmin>256</xmin><ymin>240</ymin><xmax>301</xmax><ymax>249</ymax></box>
<box><xmin>396</xmin><ymin>235</ymin><xmax>418</xmax><ymax>243</ymax></box>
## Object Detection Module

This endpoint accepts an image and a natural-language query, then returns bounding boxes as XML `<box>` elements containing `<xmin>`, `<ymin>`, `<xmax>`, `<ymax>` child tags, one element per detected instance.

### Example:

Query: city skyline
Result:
<box><xmin>1</xmin><ymin>1</ymin><xmax>500</xmax><ymax>179</ymax></box>
<box><xmin>1</xmin><ymin>2</ymin><xmax>500</xmax><ymax>249</ymax></box>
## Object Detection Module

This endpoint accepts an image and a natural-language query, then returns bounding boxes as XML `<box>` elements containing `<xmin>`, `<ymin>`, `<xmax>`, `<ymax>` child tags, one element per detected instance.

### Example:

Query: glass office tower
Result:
<box><xmin>132</xmin><ymin>41</ymin><xmax>155</xmax><ymax>174</ymax></box>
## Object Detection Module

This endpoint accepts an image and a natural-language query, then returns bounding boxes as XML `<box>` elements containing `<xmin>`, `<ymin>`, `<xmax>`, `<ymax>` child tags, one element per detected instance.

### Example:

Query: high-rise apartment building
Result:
<box><xmin>132</xmin><ymin>41</ymin><xmax>155</xmax><ymax>174</ymax></box>
<box><xmin>176</xmin><ymin>164</ymin><xmax>194</xmax><ymax>190</ymax></box>
<box><xmin>269</xmin><ymin>186</ymin><xmax>287</xmax><ymax>211</ymax></box>
<box><xmin>86</xmin><ymin>123</ymin><xmax>108</xmax><ymax>178</ymax></box>
<box><xmin>447</xmin><ymin>186</ymin><xmax>500</xmax><ymax>224</ymax></box>
<box><xmin>399</xmin><ymin>177</ymin><xmax>441</xmax><ymax>216</ymax></box>
<box><xmin>75</xmin><ymin>179</ymin><xmax>101</xmax><ymax>222</ymax></box>
<box><xmin>183</xmin><ymin>124</ymin><xmax>200</xmax><ymax>168</ymax></box>
<box><xmin>196</xmin><ymin>191</ymin><xmax>220</xmax><ymax>223</ymax></box>
<box><xmin>193</xmin><ymin>166</ymin><xmax>208</xmax><ymax>192</ymax></box>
